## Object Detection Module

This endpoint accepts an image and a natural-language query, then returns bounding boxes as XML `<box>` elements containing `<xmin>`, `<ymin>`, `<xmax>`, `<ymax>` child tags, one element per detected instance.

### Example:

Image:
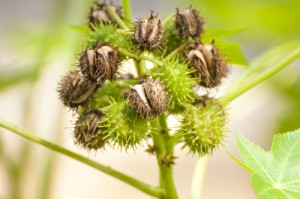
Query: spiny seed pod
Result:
<box><xmin>176</xmin><ymin>102</ymin><xmax>227</xmax><ymax>156</ymax></box>
<box><xmin>100</xmin><ymin>100</ymin><xmax>149</xmax><ymax>149</ymax></box>
<box><xmin>88</xmin><ymin>2</ymin><xmax>123</xmax><ymax>27</ymax></box>
<box><xmin>79</xmin><ymin>41</ymin><xmax>118</xmax><ymax>85</ymax></box>
<box><xmin>133</xmin><ymin>12</ymin><xmax>164</xmax><ymax>52</ymax></box>
<box><xmin>176</xmin><ymin>6</ymin><xmax>204</xmax><ymax>39</ymax></box>
<box><xmin>187</xmin><ymin>41</ymin><xmax>228</xmax><ymax>88</ymax></box>
<box><xmin>57</xmin><ymin>70</ymin><xmax>97</xmax><ymax>108</ymax></box>
<box><xmin>127</xmin><ymin>78</ymin><xmax>168</xmax><ymax>117</ymax></box>
<box><xmin>74</xmin><ymin>111</ymin><xmax>107</xmax><ymax>150</ymax></box>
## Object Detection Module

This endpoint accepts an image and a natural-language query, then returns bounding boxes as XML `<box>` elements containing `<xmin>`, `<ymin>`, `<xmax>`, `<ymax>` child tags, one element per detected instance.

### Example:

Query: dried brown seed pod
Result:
<box><xmin>133</xmin><ymin>12</ymin><xmax>164</xmax><ymax>52</ymax></box>
<box><xmin>187</xmin><ymin>41</ymin><xmax>228</xmax><ymax>88</ymax></box>
<box><xmin>57</xmin><ymin>69</ymin><xmax>97</xmax><ymax>108</ymax></box>
<box><xmin>127</xmin><ymin>78</ymin><xmax>168</xmax><ymax>117</ymax></box>
<box><xmin>79</xmin><ymin>41</ymin><xmax>118</xmax><ymax>85</ymax></box>
<box><xmin>128</xmin><ymin>84</ymin><xmax>153</xmax><ymax>117</ymax></box>
<box><xmin>143</xmin><ymin>78</ymin><xmax>168</xmax><ymax>115</ymax></box>
<box><xmin>175</xmin><ymin>6</ymin><xmax>204</xmax><ymax>39</ymax></box>
<box><xmin>88</xmin><ymin>1</ymin><xmax>123</xmax><ymax>27</ymax></box>
<box><xmin>74</xmin><ymin>111</ymin><xmax>107</xmax><ymax>150</ymax></box>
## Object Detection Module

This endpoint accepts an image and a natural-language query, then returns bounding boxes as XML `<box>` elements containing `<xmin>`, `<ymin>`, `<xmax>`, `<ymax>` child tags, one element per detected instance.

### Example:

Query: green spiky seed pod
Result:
<box><xmin>133</xmin><ymin>12</ymin><xmax>164</xmax><ymax>52</ymax></box>
<box><xmin>57</xmin><ymin>69</ymin><xmax>97</xmax><ymax>108</ymax></box>
<box><xmin>101</xmin><ymin>100</ymin><xmax>149</xmax><ymax>150</ymax></box>
<box><xmin>127</xmin><ymin>78</ymin><xmax>168</xmax><ymax>117</ymax></box>
<box><xmin>88</xmin><ymin>2</ymin><xmax>123</xmax><ymax>27</ymax></box>
<box><xmin>187</xmin><ymin>40</ymin><xmax>229</xmax><ymax>88</ymax></box>
<box><xmin>176</xmin><ymin>102</ymin><xmax>227</xmax><ymax>156</ymax></box>
<box><xmin>79</xmin><ymin>41</ymin><xmax>119</xmax><ymax>85</ymax></box>
<box><xmin>86</xmin><ymin>23</ymin><xmax>131</xmax><ymax>49</ymax></box>
<box><xmin>151</xmin><ymin>59</ymin><xmax>197</xmax><ymax>112</ymax></box>
<box><xmin>175</xmin><ymin>6</ymin><xmax>204</xmax><ymax>39</ymax></box>
<box><xmin>74</xmin><ymin>111</ymin><xmax>107</xmax><ymax>150</ymax></box>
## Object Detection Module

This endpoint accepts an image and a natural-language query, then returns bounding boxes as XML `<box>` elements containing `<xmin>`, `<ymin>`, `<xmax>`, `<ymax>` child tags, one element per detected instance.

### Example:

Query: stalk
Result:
<box><xmin>0</xmin><ymin>118</ymin><xmax>164</xmax><ymax>198</ymax></box>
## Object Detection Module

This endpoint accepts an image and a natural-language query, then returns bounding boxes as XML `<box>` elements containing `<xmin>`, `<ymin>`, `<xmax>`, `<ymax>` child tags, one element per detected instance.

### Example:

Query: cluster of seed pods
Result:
<box><xmin>57</xmin><ymin>1</ymin><xmax>229</xmax><ymax>153</ymax></box>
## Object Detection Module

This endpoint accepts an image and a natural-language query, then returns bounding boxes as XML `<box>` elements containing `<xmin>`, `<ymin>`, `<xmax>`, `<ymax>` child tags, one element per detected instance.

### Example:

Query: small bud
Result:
<box><xmin>88</xmin><ymin>2</ymin><xmax>123</xmax><ymax>27</ymax></box>
<box><xmin>127</xmin><ymin>78</ymin><xmax>168</xmax><ymax>117</ymax></box>
<box><xmin>176</xmin><ymin>6</ymin><xmax>204</xmax><ymax>39</ymax></box>
<box><xmin>161</xmin><ymin>154</ymin><xmax>177</xmax><ymax>167</ymax></box>
<box><xmin>57</xmin><ymin>70</ymin><xmax>97</xmax><ymax>108</ymax></box>
<box><xmin>74</xmin><ymin>111</ymin><xmax>107</xmax><ymax>150</ymax></box>
<box><xmin>79</xmin><ymin>41</ymin><xmax>119</xmax><ymax>85</ymax></box>
<box><xmin>133</xmin><ymin>12</ymin><xmax>164</xmax><ymax>52</ymax></box>
<box><xmin>187</xmin><ymin>41</ymin><xmax>228</xmax><ymax>88</ymax></box>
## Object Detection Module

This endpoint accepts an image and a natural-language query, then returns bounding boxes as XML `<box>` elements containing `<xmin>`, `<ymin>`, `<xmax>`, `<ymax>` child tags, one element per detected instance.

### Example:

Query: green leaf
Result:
<box><xmin>237</xmin><ymin>129</ymin><xmax>300</xmax><ymax>199</ymax></box>
<box><xmin>217</xmin><ymin>41</ymin><xmax>248</xmax><ymax>66</ymax></box>
<box><xmin>203</xmin><ymin>27</ymin><xmax>246</xmax><ymax>40</ymax></box>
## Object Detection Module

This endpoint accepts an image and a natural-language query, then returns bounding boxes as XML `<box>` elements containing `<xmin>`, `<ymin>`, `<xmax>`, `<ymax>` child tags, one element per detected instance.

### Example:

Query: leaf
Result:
<box><xmin>237</xmin><ymin>129</ymin><xmax>300</xmax><ymax>199</ymax></box>
<box><xmin>203</xmin><ymin>27</ymin><xmax>246</xmax><ymax>41</ymax></box>
<box><xmin>217</xmin><ymin>41</ymin><xmax>248</xmax><ymax>66</ymax></box>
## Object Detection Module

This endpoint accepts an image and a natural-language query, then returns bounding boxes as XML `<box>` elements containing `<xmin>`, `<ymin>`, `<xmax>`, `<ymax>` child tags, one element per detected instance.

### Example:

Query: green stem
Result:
<box><xmin>122</xmin><ymin>0</ymin><xmax>132</xmax><ymax>22</ymax></box>
<box><xmin>233</xmin><ymin>40</ymin><xmax>300</xmax><ymax>87</ymax></box>
<box><xmin>190</xmin><ymin>156</ymin><xmax>209</xmax><ymax>199</ymax></box>
<box><xmin>0</xmin><ymin>118</ymin><xmax>163</xmax><ymax>198</ymax></box>
<box><xmin>165</xmin><ymin>41</ymin><xmax>190</xmax><ymax>60</ymax></box>
<box><xmin>220</xmin><ymin>47</ymin><xmax>300</xmax><ymax>104</ymax></box>
<box><xmin>107</xmin><ymin>5</ymin><xmax>129</xmax><ymax>30</ymax></box>
<box><xmin>118</xmin><ymin>48</ymin><xmax>164</xmax><ymax>66</ymax></box>
<box><xmin>151</xmin><ymin>117</ymin><xmax>178</xmax><ymax>199</ymax></box>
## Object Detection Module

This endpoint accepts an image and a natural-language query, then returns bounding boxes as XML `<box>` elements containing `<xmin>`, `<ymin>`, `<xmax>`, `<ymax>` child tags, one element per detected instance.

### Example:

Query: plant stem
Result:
<box><xmin>232</xmin><ymin>40</ymin><xmax>300</xmax><ymax>87</ymax></box>
<box><xmin>0</xmin><ymin>118</ymin><xmax>164</xmax><ymax>198</ymax></box>
<box><xmin>220</xmin><ymin>47</ymin><xmax>300</xmax><ymax>104</ymax></box>
<box><xmin>107</xmin><ymin>5</ymin><xmax>129</xmax><ymax>30</ymax></box>
<box><xmin>165</xmin><ymin>41</ymin><xmax>190</xmax><ymax>60</ymax></box>
<box><xmin>151</xmin><ymin>117</ymin><xmax>178</xmax><ymax>199</ymax></box>
<box><xmin>118</xmin><ymin>47</ymin><xmax>164</xmax><ymax>66</ymax></box>
<box><xmin>190</xmin><ymin>156</ymin><xmax>209</xmax><ymax>199</ymax></box>
<box><xmin>122</xmin><ymin>0</ymin><xmax>132</xmax><ymax>22</ymax></box>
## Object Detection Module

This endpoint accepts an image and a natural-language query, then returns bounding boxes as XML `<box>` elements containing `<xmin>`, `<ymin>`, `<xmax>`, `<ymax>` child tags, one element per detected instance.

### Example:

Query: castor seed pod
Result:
<box><xmin>128</xmin><ymin>78</ymin><xmax>168</xmax><ymax>117</ymax></box>
<box><xmin>133</xmin><ymin>12</ymin><xmax>164</xmax><ymax>51</ymax></box>
<box><xmin>88</xmin><ymin>2</ymin><xmax>123</xmax><ymax>27</ymax></box>
<box><xmin>57</xmin><ymin>70</ymin><xmax>97</xmax><ymax>108</ymax></box>
<box><xmin>128</xmin><ymin>84</ymin><xmax>152</xmax><ymax>117</ymax></box>
<box><xmin>175</xmin><ymin>6</ymin><xmax>204</xmax><ymax>39</ymax></box>
<box><xmin>79</xmin><ymin>42</ymin><xmax>118</xmax><ymax>85</ymax></box>
<box><xmin>142</xmin><ymin>78</ymin><xmax>168</xmax><ymax>115</ymax></box>
<box><xmin>187</xmin><ymin>41</ymin><xmax>228</xmax><ymax>88</ymax></box>
<box><xmin>176</xmin><ymin>102</ymin><xmax>227</xmax><ymax>156</ymax></box>
<box><xmin>74</xmin><ymin>111</ymin><xmax>107</xmax><ymax>150</ymax></box>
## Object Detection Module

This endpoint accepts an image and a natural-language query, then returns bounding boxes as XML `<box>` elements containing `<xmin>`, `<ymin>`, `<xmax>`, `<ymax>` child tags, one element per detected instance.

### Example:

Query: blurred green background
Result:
<box><xmin>0</xmin><ymin>0</ymin><xmax>299</xmax><ymax>199</ymax></box>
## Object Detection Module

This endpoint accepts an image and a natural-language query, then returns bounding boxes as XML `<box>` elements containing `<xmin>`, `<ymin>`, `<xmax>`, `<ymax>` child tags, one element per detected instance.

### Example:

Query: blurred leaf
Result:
<box><xmin>217</xmin><ymin>41</ymin><xmax>248</xmax><ymax>66</ymax></box>
<box><xmin>203</xmin><ymin>27</ymin><xmax>246</xmax><ymax>41</ymax></box>
<box><xmin>67</xmin><ymin>24</ymin><xmax>89</xmax><ymax>33</ymax></box>
<box><xmin>237</xmin><ymin>130</ymin><xmax>300</xmax><ymax>199</ymax></box>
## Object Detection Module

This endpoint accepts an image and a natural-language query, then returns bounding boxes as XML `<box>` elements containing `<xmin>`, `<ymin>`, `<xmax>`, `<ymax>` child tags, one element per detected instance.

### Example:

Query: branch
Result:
<box><xmin>0</xmin><ymin>118</ymin><xmax>164</xmax><ymax>198</ymax></box>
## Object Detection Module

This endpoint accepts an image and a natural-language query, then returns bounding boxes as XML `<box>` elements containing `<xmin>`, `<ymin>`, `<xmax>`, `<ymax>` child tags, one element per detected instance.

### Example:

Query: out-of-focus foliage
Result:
<box><xmin>179</xmin><ymin>0</ymin><xmax>300</xmax><ymax>45</ymax></box>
